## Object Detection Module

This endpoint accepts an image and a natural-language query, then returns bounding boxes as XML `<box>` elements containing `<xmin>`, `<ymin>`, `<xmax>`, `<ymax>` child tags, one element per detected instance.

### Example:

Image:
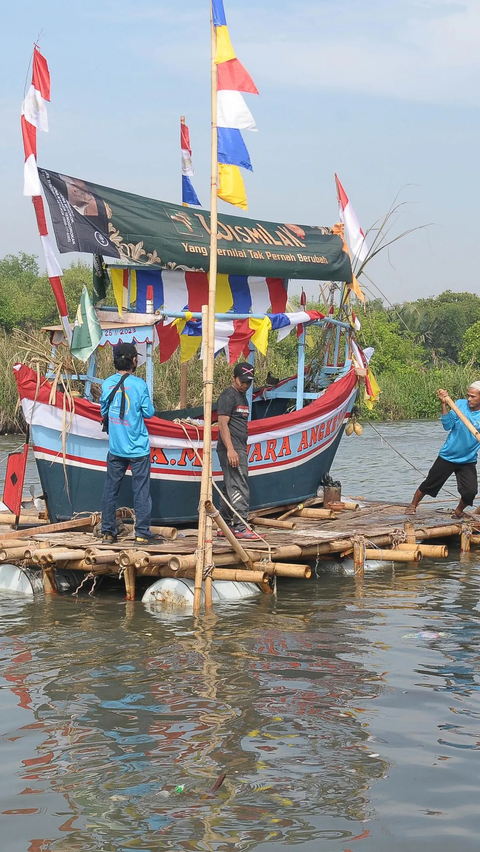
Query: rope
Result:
<box><xmin>365</xmin><ymin>419</ymin><xmax>459</xmax><ymax>500</ymax></box>
<box><xmin>72</xmin><ymin>572</ymin><xmax>95</xmax><ymax>596</ymax></box>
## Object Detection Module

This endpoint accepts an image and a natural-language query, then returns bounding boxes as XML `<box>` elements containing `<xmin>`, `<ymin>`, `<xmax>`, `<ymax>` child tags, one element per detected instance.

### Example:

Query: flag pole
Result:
<box><xmin>194</xmin><ymin>2</ymin><xmax>218</xmax><ymax>613</ymax></box>
<box><xmin>179</xmin><ymin>115</ymin><xmax>188</xmax><ymax>409</ymax></box>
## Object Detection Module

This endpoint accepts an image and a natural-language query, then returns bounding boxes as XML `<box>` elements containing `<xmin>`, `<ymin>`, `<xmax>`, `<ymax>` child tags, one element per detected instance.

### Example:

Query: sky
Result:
<box><xmin>1</xmin><ymin>0</ymin><xmax>480</xmax><ymax>304</ymax></box>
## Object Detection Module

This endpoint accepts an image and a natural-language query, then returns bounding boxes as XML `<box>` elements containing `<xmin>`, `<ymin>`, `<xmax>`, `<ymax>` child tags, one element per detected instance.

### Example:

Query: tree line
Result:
<box><xmin>1</xmin><ymin>252</ymin><xmax>480</xmax><ymax>424</ymax></box>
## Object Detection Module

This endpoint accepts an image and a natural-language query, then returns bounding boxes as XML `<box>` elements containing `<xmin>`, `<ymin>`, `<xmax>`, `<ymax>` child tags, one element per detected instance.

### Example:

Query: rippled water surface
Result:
<box><xmin>1</xmin><ymin>424</ymin><xmax>480</xmax><ymax>851</ymax></box>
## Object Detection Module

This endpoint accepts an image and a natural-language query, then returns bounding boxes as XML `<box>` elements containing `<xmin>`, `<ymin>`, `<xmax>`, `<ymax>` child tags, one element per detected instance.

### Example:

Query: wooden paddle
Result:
<box><xmin>444</xmin><ymin>394</ymin><xmax>480</xmax><ymax>442</ymax></box>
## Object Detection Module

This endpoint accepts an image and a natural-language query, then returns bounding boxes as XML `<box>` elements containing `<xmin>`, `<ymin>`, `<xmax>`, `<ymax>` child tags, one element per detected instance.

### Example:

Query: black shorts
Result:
<box><xmin>419</xmin><ymin>455</ymin><xmax>478</xmax><ymax>505</ymax></box>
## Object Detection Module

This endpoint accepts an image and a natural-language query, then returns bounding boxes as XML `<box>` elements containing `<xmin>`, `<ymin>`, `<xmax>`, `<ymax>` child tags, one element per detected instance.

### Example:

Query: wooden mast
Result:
<box><xmin>179</xmin><ymin>116</ymin><xmax>189</xmax><ymax>410</ymax></box>
<box><xmin>193</xmin><ymin>2</ymin><xmax>218</xmax><ymax>613</ymax></box>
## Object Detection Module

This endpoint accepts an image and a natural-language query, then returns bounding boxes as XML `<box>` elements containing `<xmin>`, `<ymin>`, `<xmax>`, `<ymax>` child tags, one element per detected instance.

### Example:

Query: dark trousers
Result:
<box><xmin>217</xmin><ymin>447</ymin><xmax>250</xmax><ymax>531</ymax></box>
<box><xmin>419</xmin><ymin>455</ymin><xmax>478</xmax><ymax>505</ymax></box>
<box><xmin>101</xmin><ymin>452</ymin><xmax>152</xmax><ymax>536</ymax></box>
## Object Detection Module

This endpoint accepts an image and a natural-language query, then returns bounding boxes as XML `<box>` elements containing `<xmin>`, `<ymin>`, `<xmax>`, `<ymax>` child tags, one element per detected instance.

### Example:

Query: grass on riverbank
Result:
<box><xmin>0</xmin><ymin>327</ymin><xmax>478</xmax><ymax>433</ymax></box>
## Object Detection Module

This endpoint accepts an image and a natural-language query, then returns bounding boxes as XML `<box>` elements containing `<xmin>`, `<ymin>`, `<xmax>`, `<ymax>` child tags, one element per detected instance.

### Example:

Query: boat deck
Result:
<box><xmin>0</xmin><ymin>499</ymin><xmax>479</xmax><ymax>601</ymax></box>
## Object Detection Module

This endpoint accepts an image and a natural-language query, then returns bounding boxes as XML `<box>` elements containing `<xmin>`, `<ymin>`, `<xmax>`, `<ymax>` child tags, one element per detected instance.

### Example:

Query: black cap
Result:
<box><xmin>114</xmin><ymin>342</ymin><xmax>137</xmax><ymax>361</ymax></box>
<box><xmin>234</xmin><ymin>362</ymin><xmax>254</xmax><ymax>382</ymax></box>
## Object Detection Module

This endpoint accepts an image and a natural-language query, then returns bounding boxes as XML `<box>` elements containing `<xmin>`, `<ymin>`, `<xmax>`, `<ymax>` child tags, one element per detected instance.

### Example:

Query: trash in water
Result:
<box><xmin>403</xmin><ymin>630</ymin><xmax>445</xmax><ymax>640</ymax></box>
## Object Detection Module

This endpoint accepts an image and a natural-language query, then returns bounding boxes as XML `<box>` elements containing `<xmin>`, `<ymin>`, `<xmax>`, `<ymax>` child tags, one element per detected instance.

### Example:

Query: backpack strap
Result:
<box><xmin>103</xmin><ymin>373</ymin><xmax>128</xmax><ymax>430</ymax></box>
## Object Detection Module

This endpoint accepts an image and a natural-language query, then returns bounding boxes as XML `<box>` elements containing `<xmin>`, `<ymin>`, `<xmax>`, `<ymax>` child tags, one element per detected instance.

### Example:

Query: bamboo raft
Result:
<box><xmin>1</xmin><ymin>497</ymin><xmax>479</xmax><ymax>601</ymax></box>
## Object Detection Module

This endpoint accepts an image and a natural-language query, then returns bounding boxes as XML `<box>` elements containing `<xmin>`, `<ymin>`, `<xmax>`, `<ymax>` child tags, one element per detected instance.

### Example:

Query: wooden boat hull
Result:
<box><xmin>14</xmin><ymin>365</ymin><xmax>358</xmax><ymax>525</ymax></box>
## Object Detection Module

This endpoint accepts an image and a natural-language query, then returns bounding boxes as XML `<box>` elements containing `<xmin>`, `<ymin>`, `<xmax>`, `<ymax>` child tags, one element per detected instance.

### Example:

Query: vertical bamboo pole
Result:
<box><xmin>404</xmin><ymin>521</ymin><xmax>416</xmax><ymax>544</ymax></box>
<box><xmin>194</xmin><ymin>14</ymin><xmax>218</xmax><ymax>615</ymax></box>
<box><xmin>180</xmin><ymin>116</ymin><xmax>189</xmax><ymax>409</ymax></box>
<box><xmin>352</xmin><ymin>535</ymin><xmax>365</xmax><ymax>577</ymax></box>
<box><xmin>460</xmin><ymin>524</ymin><xmax>471</xmax><ymax>555</ymax></box>
<box><xmin>179</xmin><ymin>364</ymin><xmax>188</xmax><ymax>409</ymax></box>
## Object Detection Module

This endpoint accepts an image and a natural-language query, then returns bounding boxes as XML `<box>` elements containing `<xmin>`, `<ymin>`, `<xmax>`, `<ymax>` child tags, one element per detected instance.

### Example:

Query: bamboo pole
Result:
<box><xmin>277</xmin><ymin>497</ymin><xmax>320</xmax><ymax>521</ymax></box>
<box><xmin>0</xmin><ymin>513</ymin><xmax>49</xmax><ymax>526</ymax></box>
<box><xmin>0</xmin><ymin>539</ymin><xmax>39</xmax><ymax>549</ymax></box>
<box><xmin>157</xmin><ymin>566</ymin><xmax>268</xmax><ymax>583</ymax></box>
<box><xmin>404</xmin><ymin>521</ymin><xmax>416</xmax><ymax>543</ymax></box>
<box><xmin>0</xmin><ymin>515</ymin><xmax>98</xmax><ymax>540</ymax></box>
<box><xmin>147</xmin><ymin>553</ymin><xmax>175</xmax><ymax>567</ymax></box>
<box><xmin>84</xmin><ymin>549</ymin><xmax>118</xmax><ymax>566</ymax></box>
<box><xmin>193</xmin><ymin>10</ymin><xmax>219</xmax><ymax>615</ymax></box>
<box><xmin>251</xmin><ymin>517</ymin><xmax>297</xmax><ymax>530</ymax></box>
<box><xmin>179</xmin><ymin>363</ymin><xmax>188</xmax><ymax>409</ymax></box>
<box><xmin>149</xmin><ymin>525</ymin><xmax>178</xmax><ymax>541</ymax></box>
<box><xmin>206</xmin><ymin>501</ymin><xmax>252</xmax><ymax>567</ymax></box>
<box><xmin>37</xmin><ymin>549</ymin><xmax>86</xmax><ymax>565</ymax></box>
<box><xmin>352</xmin><ymin>536</ymin><xmax>365</xmax><ymax>576</ymax></box>
<box><xmin>42</xmin><ymin>566</ymin><xmax>57</xmax><ymax>594</ymax></box>
<box><xmin>123</xmin><ymin>565</ymin><xmax>136</xmax><ymax>600</ymax></box>
<box><xmin>293</xmin><ymin>508</ymin><xmax>337</xmax><ymax>520</ymax></box>
<box><xmin>365</xmin><ymin>548</ymin><xmax>422</xmax><ymax>562</ymax></box>
<box><xmin>414</xmin><ymin>524</ymin><xmax>462</xmax><ymax>539</ymax></box>
<box><xmin>252</xmin><ymin>562</ymin><xmax>311</xmax><ymax>578</ymax></box>
<box><xmin>460</xmin><ymin>525</ymin><xmax>472</xmax><ymax>554</ymax></box>
<box><xmin>444</xmin><ymin>395</ymin><xmax>480</xmax><ymax>442</ymax></box>
<box><xmin>117</xmin><ymin>550</ymin><xmax>150</xmax><ymax>569</ymax></box>
<box><xmin>397</xmin><ymin>543</ymin><xmax>448</xmax><ymax>558</ymax></box>
<box><xmin>0</xmin><ymin>542</ymin><xmax>51</xmax><ymax>561</ymax></box>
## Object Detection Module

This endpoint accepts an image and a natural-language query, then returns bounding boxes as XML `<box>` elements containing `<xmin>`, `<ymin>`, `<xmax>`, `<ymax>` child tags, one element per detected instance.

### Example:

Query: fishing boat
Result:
<box><xmin>13</xmin><ymin>195</ymin><xmax>361</xmax><ymax>524</ymax></box>
<box><xmin>15</xmin><ymin>17</ymin><xmax>368</xmax><ymax>537</ymax></box>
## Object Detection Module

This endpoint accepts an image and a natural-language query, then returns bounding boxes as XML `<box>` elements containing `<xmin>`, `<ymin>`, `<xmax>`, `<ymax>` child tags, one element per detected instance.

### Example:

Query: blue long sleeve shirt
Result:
<box><xmin>439</xmin><ymin>399</ymin><xmax>480</xmax><ymax>464</ymax></box>
<box><xmin>101</xmin><ymin>373</ymin><xmax>154</xmax><ymax>458</ymax></box>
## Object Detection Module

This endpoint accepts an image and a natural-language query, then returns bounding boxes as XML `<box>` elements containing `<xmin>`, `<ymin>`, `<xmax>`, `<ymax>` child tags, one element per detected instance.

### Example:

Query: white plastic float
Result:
<box><xmin>318</xmin><ymin>558</ymin><xmax>385</xmax><ymax>575</ymax></box>
<box><xmin>142</xmin><ymin>577</ymin><xmax>260</xmax><ymax>611</ymax></box>
<box><xmin>0</xmin><ymin>564</ymin><xmax>44</xmax><ymax>595</ymax></box>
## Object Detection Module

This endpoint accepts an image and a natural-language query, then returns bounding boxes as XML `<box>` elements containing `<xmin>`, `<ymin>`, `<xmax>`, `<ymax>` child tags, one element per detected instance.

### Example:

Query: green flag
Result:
<box><xmin>93</xmin><ymin>254</ymin><xmax>110</xmax><ymax>304</ymax></box>
<box><xmin>70</xmin><ymin>285</ymin><xmax>102</xmax><ymax>361</ymax></box>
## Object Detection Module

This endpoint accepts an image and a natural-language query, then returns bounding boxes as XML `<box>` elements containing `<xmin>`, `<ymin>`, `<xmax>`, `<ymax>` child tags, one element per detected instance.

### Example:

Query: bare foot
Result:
<box><xmin>405</xmin><ymin>505</ymin><xmax>417</xmax><ymax>515</ymax></box>
<box><xmin>452</xmin><ymin>511</ymin><xmax>472</xmax><ymax>519</ymax></box>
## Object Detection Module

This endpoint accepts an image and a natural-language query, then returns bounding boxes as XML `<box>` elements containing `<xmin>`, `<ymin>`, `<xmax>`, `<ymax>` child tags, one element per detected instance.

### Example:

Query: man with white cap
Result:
<box><xmin>406</xmin><ymin>384</ymin><xmax>480</xmax><ymax>517</ymax></box>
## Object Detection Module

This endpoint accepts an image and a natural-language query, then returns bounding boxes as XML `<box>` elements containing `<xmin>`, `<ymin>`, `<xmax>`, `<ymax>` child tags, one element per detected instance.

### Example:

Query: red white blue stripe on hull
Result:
<box><xmin>14</xmin><ymin>364</ymin><xmax>358</xmax><ymax>524</ymax></box>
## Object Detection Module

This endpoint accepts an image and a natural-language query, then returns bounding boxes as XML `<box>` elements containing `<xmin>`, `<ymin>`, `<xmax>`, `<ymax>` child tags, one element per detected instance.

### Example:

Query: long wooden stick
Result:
<box><xmin>444</xmin><ymin>394</ymin><xmax>480</xmax><ymax>442</ymax></box>
<box><xmin>194</xmin><ymin>10</ymin><xmax>219</xmax><ymax>615</ymax></box>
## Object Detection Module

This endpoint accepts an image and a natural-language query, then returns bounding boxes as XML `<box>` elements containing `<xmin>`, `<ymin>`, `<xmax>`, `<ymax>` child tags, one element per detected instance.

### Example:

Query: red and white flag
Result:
<box><xmin>22</xmin><ymin>47</ymin><xmax>50</xmax><ymax>196</ymax></box>
<box><xmin>335</xmin><ymin>174</ymin><xmax>368</xmax><ymax>266</ymax></box>
<box><xmin>21</xmin><ymin>46</ymin><xmax>71</xmax><ymax>341</ymax></box>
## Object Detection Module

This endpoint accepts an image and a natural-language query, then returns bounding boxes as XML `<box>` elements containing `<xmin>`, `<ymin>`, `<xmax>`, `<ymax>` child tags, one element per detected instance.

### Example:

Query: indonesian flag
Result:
<box><xmin>181</xmin><ymin>118</ymin><xmax>200</xmax><ymax>206</ymax></box>
<box><xmin>22</xmin><ymin>47</ymin><xmax>50</xmax><ymax>196</ymax></box>
<box><xmin>335</xmin><ymin>174</ymin><xmax>368</xmax><ymax>265</ymax></box>
<box><xmin>21</xmin><ymin>46</ymin><xmax>71</xmax><ymax>342</ymax></box>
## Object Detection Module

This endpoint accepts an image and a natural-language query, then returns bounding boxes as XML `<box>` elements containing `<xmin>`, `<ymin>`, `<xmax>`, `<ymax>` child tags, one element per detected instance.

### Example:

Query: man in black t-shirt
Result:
<box><xmin>216</xmin><ymin>362</ymin><xmax>259</xmax><ymax>540</ymax></box>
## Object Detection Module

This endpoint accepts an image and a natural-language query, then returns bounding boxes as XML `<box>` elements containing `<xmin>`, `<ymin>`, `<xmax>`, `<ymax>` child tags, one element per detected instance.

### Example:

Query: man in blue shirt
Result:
<box><xmin>406</xmin><ymin>384</ymin><xmax>480</xmax><ymax>517</ymax></box>
<box><xmin>100</xmin><ymin>342</ymin><xmax>161</xmax><ymax>545</ymax></box>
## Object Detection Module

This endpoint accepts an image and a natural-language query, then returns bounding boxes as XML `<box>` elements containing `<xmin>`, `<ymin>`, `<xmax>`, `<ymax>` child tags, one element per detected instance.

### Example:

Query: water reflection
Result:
<box><xmin>1</xmin><ymin>426</ymin><xmax>480</xmax><ymax>850</ymax></box>
<box><xmin>0</xmin><ymin>593</ymin><xmax>390</xmax><ymax>850</ymax></box>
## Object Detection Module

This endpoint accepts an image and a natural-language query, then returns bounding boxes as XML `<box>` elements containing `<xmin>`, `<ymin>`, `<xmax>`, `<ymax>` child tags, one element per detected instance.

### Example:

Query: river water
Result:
<box><xmin>1</xmin><ymin>423</ymin><xmax>479</xmax><ymax>852</ymax></box>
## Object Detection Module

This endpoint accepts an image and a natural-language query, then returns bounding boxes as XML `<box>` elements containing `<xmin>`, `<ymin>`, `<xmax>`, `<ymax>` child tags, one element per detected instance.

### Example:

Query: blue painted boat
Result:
<box><xmin>14</xmin><ymin>331</ymin><xmax>358</xmax><ymax>524</ymax></box>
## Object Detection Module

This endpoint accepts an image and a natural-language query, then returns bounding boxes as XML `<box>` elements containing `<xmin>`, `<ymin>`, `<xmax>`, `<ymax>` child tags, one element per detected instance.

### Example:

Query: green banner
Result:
<box><xmin>39</xmin><ymin>168</ymin><xmax>352</xmax><ymax>283</ymax></box>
